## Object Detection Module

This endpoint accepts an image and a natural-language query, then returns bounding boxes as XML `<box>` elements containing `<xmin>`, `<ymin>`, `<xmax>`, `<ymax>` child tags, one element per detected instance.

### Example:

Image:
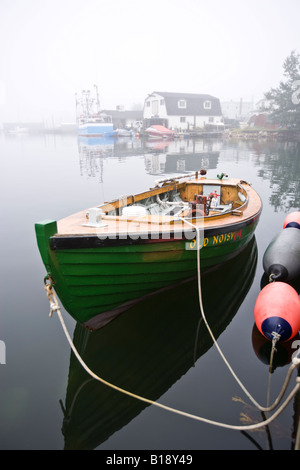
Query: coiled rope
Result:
<box><xmin>44</xmin><ymin>220</ymin><xmax>300</xmax><ymax>433</ymax></box>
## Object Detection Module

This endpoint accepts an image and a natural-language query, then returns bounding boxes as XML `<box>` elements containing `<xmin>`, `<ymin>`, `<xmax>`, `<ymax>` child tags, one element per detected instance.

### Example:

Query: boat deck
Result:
<box><xmin>56</xmin><ymin>179</ymin><xmax>262</xmax><ymax>238</ymax></box>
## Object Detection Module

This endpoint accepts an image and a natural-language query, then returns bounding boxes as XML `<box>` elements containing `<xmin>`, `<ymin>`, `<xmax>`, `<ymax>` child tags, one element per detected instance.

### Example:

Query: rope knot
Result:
<box><xmin>271</xmin><ymin>331</ymin><xmax>281</xmax><ymax>344</ymax></box>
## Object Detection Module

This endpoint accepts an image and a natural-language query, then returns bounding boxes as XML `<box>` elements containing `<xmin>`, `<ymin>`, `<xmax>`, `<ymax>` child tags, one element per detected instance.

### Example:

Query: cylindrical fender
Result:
<box><xmin>263</xmin><ymin>227</ymin><xmax>300</xmax><ymax>281</ymax></box>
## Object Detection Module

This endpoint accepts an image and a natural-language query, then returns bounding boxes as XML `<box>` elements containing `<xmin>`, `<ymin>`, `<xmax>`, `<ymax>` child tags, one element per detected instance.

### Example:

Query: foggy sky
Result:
<box><xmin>0</xmin><ymin>0</ymin><xmax>299</xmax><ymax>125</ymax></box>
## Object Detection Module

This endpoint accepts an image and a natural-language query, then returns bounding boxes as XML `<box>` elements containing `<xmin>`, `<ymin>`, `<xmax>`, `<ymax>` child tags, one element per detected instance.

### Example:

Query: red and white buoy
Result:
<box><xmin>254</xmin><ymin>282</ymin><xmax>300</xmax><ymax>342</ymax></box>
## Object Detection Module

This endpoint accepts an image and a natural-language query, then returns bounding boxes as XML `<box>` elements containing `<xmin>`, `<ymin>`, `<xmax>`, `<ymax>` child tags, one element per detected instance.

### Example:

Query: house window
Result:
<box><xmin>204</xmin><ymin>100</ymin><xmax>212</xmax><ymax>109</ymax></box>
<box><xmin>209</xmin><ymin>116</ymin><xmax>214</xmax><ymax>123</ymax></box>
<box><xmin>160</xmin><ymin>99</ymin><xmax>164</xmax><ymax>105</ymax></box>
<box><xmin>178</xmin><ymin>100</ymin><xmax>187</xmax><ymax>109</ymax></box>
<box><xmin>180</xmin><ymin>117</ymin><xmax>186</xmax><ymax>123</ymax></box>
<box><xmin>146</xmin><ymin>101</ymin><xmax>150</xmax><ymax>107</ymax></box>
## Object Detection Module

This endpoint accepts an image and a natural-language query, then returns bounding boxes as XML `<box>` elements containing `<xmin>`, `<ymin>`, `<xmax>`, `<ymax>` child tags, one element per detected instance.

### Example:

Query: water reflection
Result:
<box><xmin>221</xmin><ymin>140</ymin><xmax>300</xmax><ymax>212</ymax></box>
<box><xmin>144</xmin><ymin>151</ymin><xmax>219</xmax><ymax>175</ymax></box>
<box><xmin>78</xmin><ymin>136</ymin><xmax>222</xmax><ymax>179</ymax></box>
<box><xmin>77</xmin><ymin>136</ymin><xmax>300</xmax><ymax>214</ymax></box>
<box><xmin>255</xmin><ymin>141</ymin><xmax>300</xmax><ymax>212</ymax></box>
<box><xmin>78</xmin><ymin>136</ymin><xmax>114</xmax><ymax>182</ymax></box>
<box><xmin>61</xmin><ymin>237</ymin><xmax>257</xmax><ymax>450</ymax></box>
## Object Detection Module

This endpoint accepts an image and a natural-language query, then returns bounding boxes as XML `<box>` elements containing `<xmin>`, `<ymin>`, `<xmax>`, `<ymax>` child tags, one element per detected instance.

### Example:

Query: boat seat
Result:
<box><xmin>161</xmin><ymin>205</ymin><xmax>185</xmax><ymax>217</ymax></box>
<box><xmin>146</xmin><ymin>204</ymin><xmax>161</xmax><ymax>215</ymax></box>
<box><xmin>171</xmin><ymin>192</ymin><xmax>184</xmax><ymax>203</ymax></box>
<box><xmin>211</xmin><ymin>203</ymin><xmax>232</xmax><ymax>212</ymax></box>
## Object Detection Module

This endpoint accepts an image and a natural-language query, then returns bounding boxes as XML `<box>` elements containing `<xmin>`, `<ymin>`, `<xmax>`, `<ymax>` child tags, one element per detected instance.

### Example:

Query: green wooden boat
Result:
<box><xmin>61</xmin><ymin>237</ymin><xmax>258</xmax><ymax>450</ymax></box>
<box><xmin>35</xmin><ymin>173</ymin><xmax>262</xmax><ymax>329</ymax></box>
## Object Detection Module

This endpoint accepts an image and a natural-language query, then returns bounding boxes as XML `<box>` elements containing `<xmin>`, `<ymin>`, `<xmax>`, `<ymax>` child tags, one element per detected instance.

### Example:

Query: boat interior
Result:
<box><xmin>96</xmin><ymin>175</ymin><xmax>248</xmax><ymax>222</ymax></box>
<box><xmin>55</xmin><ymin>175</ymin><xmax>260</xmax><ymax>236</ymax></box>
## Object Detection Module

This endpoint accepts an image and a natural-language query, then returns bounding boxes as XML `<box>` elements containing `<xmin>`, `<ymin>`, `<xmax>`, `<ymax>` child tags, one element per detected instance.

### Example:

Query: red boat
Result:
<box><xmin>145</xmin><ymin>125</ymin><xmax>175</xmax><ymax>139</ymax></box>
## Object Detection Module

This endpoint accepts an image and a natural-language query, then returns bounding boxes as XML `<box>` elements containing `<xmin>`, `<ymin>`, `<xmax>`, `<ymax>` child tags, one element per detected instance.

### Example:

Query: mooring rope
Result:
<box><xmin>44</xmin><ymin>218</ymin><xmax>300</xmax><ymax>433</ymax></box>
<box><xmin>182</xmin><ymin>221</ymin><xmax>300</xmax><ymax>413</ymax></box>
<box><xmin>46</xmin><ymin>282</ymin><xmax>300</xmax><ymax>431</ymax></box>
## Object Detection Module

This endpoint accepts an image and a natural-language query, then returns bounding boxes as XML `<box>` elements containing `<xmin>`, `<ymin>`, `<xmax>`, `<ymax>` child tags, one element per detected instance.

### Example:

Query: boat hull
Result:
<box><xmin>36</xmin><ymin>212</ymin><xmax>260</xmax><ymax>329</ymax></box>
<box><xmin>145</xmin><ymin>125</ymin><xmax>174</xmax><ymax>139</ymax></box>
<box><xmin>78</xmin><ymin>122</ymin><xmax>117</xmax><ymax>137</ymax></box>
<box><xmin>61</xmin><ymin>237</ymin><xmax>258</xmax><ymax>449</ymax></box>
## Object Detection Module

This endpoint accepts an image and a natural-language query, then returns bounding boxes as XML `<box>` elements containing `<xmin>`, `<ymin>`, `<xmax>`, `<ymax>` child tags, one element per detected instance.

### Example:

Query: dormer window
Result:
<box><xmin>178</xmin><ymin>99</ymin><xmax>187</xmax><ymax>109</ymax></box>
<box><xmin>204</xmin><ymin>100</ymin><xmax>212</xmax><ymax>109</ymax></box>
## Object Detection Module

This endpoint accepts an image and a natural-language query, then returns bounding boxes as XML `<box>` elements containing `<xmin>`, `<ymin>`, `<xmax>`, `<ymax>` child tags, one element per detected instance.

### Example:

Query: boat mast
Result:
<box><xmin>76</xmin><ymin>86</ymin><xmax>101</xmax><ymax>123</ymax></box>
<box><xmin>94</xmin><ymin>84</ymin><xmax>101</xmax><ymax>115</ymax></box>
<box><xmin>84</xmin><ymin>89</ymin><xmax>91</xmax><ymax>119</ymax></box>
<box><xmin>75</xmin><ymin>92</ymin><xmax>79</xmax><ymax>124</ymax></box>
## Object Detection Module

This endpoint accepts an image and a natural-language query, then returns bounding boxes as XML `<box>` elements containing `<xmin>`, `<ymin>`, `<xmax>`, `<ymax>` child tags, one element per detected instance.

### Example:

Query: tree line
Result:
<box><xmin>264</xmin><ymin>50</ymin><xmax>300</xmax><ymax>130</ymax></box>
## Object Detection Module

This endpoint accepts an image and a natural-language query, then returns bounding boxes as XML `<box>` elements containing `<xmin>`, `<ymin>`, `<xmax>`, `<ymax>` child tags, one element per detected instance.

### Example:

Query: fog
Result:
<box><xmin>0</xmin><ymin>0</ymin><xmax>299</xmax><ymax>125</ymax></box>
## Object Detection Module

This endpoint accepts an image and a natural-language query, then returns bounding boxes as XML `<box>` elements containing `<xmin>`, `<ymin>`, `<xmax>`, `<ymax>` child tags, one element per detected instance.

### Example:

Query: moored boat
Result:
<box><xmin>78</xmin><ymin>114</ymin><xmax>118</xmax><ymax>137</ymax></box>
<box><xmin>115</xmin><ymin>128</ymin><xmax>134</xmax><ymax>137</ymax></box>
<box><xmin>76</xmin><ymin>85</ymin><xmax>117</xmax><ymax>137</ymax></box>
<box><xmin>35</xmin><ymin>172</ymin><xmax>262</xmax><ymax>329</ymax></box>
<box><xmin>145</xmin><ymin>124</ymin><xmax>175</xmax><ymax>139</ymax></box>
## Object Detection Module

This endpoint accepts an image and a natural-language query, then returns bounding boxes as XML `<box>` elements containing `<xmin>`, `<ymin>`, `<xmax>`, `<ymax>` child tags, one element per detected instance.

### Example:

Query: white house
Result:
<box><xmin>143</xmin><ymin>91</ymin><xmax>224</xmax><ymax>131</ymax></box>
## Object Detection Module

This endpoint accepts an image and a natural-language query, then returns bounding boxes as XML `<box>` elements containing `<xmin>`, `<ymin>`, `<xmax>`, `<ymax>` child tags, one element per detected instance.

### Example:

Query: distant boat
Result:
<box><xmin>76</xmin><ymin>85</ymin><xmax>117</xmax><ymax>137</ymax></box>
<box><xmin>145</xmin><ymin>125</ymin><xmax>175</xmax><ymax>139</ymax></box>
<box><xmin>115</xmin><ymin>128</ymin><xmax>134</xmax><ymax>137</ymax></box>
<box><xmin>78</xmin><ymin>114</ymin><xmax>118</xmax><ymax>137</ymax></box>
<box><xmin>8</xmin><ymin>126</ymin><xmax>28</xmax><ymax>135</ymax></box>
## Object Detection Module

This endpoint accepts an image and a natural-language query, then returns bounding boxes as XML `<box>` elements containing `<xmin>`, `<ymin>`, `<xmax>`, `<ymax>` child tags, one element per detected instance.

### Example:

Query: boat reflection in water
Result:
<box><xmin>77</xmin><ymin>136</ymin><xmax>115</xmax><ymax>158</ymax></box>
<box><xmin>61</xmin><ymin>237</ymin><xmax>257</xmax><ymax>450</ymax></box>
<box><xmin>77</xmin><ymin>136</ymin><xmax>115</xmax><ymax>182</ymax></box>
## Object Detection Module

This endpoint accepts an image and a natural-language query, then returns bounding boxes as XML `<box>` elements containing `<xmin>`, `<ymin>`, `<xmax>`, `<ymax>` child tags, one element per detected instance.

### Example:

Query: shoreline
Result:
<box><xmin>223</xmin><ymin>128</ymin><xmax>300</xmax><ymax>142</ymax></box>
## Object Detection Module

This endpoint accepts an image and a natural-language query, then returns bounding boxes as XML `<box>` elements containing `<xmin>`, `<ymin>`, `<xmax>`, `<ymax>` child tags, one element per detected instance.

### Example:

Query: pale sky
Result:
<box><xmin>0</xmin><ymin>0</ymin><xmax>299</xmax><ymax>124</ymax></box>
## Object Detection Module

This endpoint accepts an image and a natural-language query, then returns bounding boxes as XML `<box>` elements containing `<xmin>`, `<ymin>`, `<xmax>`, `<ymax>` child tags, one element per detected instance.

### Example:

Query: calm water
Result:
<box><xmin>0</xmin><ymin>133</ymin><xmax>300</xmax><ymax>451</ymax></box>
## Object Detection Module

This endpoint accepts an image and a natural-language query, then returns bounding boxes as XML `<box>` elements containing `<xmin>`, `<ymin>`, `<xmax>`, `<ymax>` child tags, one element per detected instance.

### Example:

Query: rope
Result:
<box><xmin>182</xmin><ymin>220</ymin><xmax>300</xmax><ymax>414</ymax></box>
<box><xmin>50</xmin><ymin>285</ymin><xmax>299</xmax><ymax>431</ymax></box>
<box><xmin>43</xmin><ymin>218</ymin><xmax>300</xmax><ymax>432</ymax></box>
<box><xmin>266</xmin><ymin>335</ymin><xmax>280</xmax><ymax>407</ymax></box>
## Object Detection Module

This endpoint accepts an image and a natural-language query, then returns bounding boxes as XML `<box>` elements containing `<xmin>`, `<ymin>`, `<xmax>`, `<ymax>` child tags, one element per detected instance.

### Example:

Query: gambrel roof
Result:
<box><xmin>148</xmin><ymin>91</ymin><xmax>222</xmax><ymax>116</ymax></box>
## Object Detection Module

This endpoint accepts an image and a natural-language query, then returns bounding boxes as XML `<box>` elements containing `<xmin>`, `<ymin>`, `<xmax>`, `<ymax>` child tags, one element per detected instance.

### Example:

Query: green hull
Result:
<box><xmin>61</xmin><ymin>237</ymin><xmax>258</xmax><ymax>449</ymax></box>
<box><xmin>35</xmin><ymin>214</ymin><xmax>260</xmax><ymax>327</ymax></box>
